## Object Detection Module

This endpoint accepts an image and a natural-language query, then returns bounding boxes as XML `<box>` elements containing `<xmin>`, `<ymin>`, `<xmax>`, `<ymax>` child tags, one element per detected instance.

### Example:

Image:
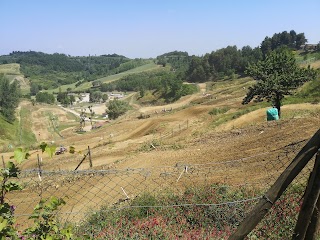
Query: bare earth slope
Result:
<box><xmin>6</xmin><ymin>78</ymin><xmax>320</xmax><ymax>227</ymax></box>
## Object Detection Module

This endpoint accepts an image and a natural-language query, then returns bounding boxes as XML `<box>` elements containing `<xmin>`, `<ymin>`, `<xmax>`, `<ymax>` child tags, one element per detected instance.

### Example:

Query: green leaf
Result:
<box><xmin>45</xmin><ymin>146</ymin><xmax>56</xmax><ymax>158</ymax></box>
<box><xmin>39</xmin><ymin>142</ymin><xmax>48</xmax><ymax>153</ymax></box>
<box><xmin>0</xmin><ymin>217</ymin><xmax>8</xmax><ymax>231</ymax></box>
<box><xmin>6</xmin><ymin>162</ymin><xmax>19</xmax><ymax>177</ymax></box>
<box><xmin>4</xmin><ymin>182</ymin><xmax>22</xmax><ymax>192</ymax></box>
<box><xmin>13</xmin><ymin>148</ymin><xmax>29</xmax><ymax>164</ymax></box>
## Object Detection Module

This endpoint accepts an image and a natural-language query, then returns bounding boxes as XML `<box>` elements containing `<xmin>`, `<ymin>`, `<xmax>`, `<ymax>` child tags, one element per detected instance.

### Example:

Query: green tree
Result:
<box><xmin>102</xmin><ymin>93</ymin><xmax>108</xmax><ymax>102</ymax></box>
<box><xmin>89</xmin><ymin>90</ymin><xmax>102</xmax><ymax>103</ymax></box>
<box><xmin>30</xmin><ymin>82</ymin><xmax>40</xmax><ymax>96</ymax></box>
<box><xmin>295</xmin><ymin>33</ymin><xmax>307</xmax><ymax>49</ymax></box>
<box><xmin>0</xmin><ymin>74</ymin><xmax>20</xmax><ymax>122</ymax></box>
<box><xmin>56</xmin><ymin>92</ymin><xmax>69</xmax><ymax>105</ymax></box>
<box><xmin>36</xmin><ymin>92</ymin><xmax>55</xmax><ymax>104</ymax></box>
<box><xmin>69</xmin><ymin>95</ymin><xmax>75</xmax><ymax>105</ymax></box>
<box><xmin>242</xmin><ymin>49</ymin><xmax>317</xmax><ymax>118</ymax></box>
<box><xmin>106</xmin><ymin>99</ymin><xmax>130</xmax><ymax>119</ymax></box>
<box><xmin>187</xmin><ymin>56</ymin><xmax>209</xmax><ymax>82</ymax></box>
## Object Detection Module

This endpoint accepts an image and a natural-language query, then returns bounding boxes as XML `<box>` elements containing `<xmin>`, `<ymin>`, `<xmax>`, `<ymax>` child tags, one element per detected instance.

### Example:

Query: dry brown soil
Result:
<box><xmin>7</xmin><ymin>82</ymin><xmax>320</xmax><ymax>225</ymax></box>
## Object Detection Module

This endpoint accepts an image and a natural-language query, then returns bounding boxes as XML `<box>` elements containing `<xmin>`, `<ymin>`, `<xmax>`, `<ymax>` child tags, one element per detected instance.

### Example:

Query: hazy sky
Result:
<box><xmin>1</xmin><ymin>0</ymin><xmax>320</xmax><ymax>58</ymax></box>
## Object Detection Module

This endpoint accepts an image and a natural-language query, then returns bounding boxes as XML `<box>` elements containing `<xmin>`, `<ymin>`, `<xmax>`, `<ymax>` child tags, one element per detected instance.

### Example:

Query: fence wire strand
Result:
<box><xmin>6</xmin><ymin>138</ymin><xmax>313</xmax><ymax>238</ymax></box>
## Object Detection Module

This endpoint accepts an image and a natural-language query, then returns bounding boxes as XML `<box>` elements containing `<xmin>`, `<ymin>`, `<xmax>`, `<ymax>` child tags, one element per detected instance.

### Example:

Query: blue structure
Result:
<box><xmin>266</xmin><ymin>107</ymin><xmax>279</xmax><ymax>121</ymax></box>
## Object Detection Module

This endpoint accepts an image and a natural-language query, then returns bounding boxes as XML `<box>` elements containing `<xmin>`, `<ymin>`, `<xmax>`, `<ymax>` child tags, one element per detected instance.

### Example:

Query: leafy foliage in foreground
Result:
<box><xmin>0</xmin><ymin>144</ymin><xmax>74</xmax><ymax>239</ymax></box>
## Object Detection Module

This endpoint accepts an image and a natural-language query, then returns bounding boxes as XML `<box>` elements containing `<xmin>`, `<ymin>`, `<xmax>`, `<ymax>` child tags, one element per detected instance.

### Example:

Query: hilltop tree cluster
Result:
<box><xmin>185</xmin><ymin>45</ymin><xmax>263</xmax><ymax>82</ymax></box>
<box><xmin>260</xmin><ymin>30</ymin><xmax>307</xmax><ymax>55</ymax></box>
<box><xmin>177</xmin><ymin>30</ymin><xmax>307</xmax><ymax>83</ymax></box>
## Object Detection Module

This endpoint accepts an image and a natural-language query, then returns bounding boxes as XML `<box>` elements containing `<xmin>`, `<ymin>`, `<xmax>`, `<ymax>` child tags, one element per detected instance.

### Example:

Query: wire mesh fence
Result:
<box><xmin>6</xmin><ymin>138</ymin><xmax>314</xmax><ymax>239</ymax></box>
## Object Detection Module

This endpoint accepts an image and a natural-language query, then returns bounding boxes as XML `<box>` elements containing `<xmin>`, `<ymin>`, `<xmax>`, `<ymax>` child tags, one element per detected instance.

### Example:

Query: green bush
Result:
<box><xmin>208</xmin><ymin>107</ymin><xmax>230</xmax><ymax>116</ymax></box>
<box><xmin>106</xmin><ymin>99</ymin><xmax>131</xmax><ymax>119</ymax></box>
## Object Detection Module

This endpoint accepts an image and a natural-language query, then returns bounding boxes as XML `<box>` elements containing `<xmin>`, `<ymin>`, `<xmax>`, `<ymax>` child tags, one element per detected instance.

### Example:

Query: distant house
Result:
<box><xmin>300</xmin><ymin>44</ymin><xmax>318</xmax><ymax>51</ymax></box>
<box><xmin>78</xmin><ymin>93</ymin><xmax>90</xmax><ymax>103</ymax></box>
<box><xmin>108</xmin><ymin>92</ymin><xmax>124</xmax><ymax>100</ymax></box>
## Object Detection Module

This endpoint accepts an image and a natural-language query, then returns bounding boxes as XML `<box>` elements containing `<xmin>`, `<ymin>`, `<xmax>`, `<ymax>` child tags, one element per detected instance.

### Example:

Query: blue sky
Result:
<box><xmin>1</xmin><ymin>0</ymin><xmax>319</xmax><ymax>58</ymax></box>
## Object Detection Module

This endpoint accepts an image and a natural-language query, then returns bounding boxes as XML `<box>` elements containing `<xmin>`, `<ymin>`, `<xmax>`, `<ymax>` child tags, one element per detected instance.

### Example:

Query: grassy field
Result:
<box><xmin>97</xmin><ymin>62</ymin><xmax>161</xmax><ymax>84</ymax></box>
<box><xmin>0</xmin><ymin>63</ymin><xmax>20</xmax><ymax>75</ymax></box>
<box><xmin>0</xmin><ymin>105</ymin><xmax>37</xmax><ymax>150</ymax></box>
<box><xmin>0</xmin><ymin>116</ymin><xmax>17</xmax><ymax>148</ymax></box>
<box><xmin>0</xmin><ymin>63</ymin><xmax>31</xmax><ymax>94</ymax></box>
<box><xmin>19</xmin><ymin>107</ymin><xmax>37</xmax><ymax>146</ymax></box>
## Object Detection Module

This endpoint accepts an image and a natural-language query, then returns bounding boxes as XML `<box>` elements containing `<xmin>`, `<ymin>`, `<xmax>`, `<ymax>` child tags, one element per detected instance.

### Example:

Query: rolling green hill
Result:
<box><xmin>46</xmin><ymin>61</ymin><xmax>162</xmax><ymax>93</ymax></box>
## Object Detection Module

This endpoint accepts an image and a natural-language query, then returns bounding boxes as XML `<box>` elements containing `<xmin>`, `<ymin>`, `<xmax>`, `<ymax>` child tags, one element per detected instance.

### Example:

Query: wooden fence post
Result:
<box><xmin>293</xmin><ymin>150</ymin><xmax>320</xmax><ymax>239</ymax></box>
<box><xmin>88</xmin><ymin>146</ymin><xmax>92</xmax><ymax>168</ymax></box>
<box><xmin>1</xmin><ymin>156</ymin><xmax>5</xmax><ymax>168</ymax></box>
<box><xmin>229</xmin><ymin>129</ymin><xmax>320</xmax><ymax>240</ymax></box>
<box><xmin>305</xmin><ymin>196</ymin><xmax>320</xmax><ymax>240</ymax></box>
<box><xmin>37</xmin><ymin>154</ymin><xmax>42</xmax><ymax>177</ymax></box>
<box><xmin>74</xmin><ymin>152</ymin><xmax>88</xmax><ymax>171</ymax></box>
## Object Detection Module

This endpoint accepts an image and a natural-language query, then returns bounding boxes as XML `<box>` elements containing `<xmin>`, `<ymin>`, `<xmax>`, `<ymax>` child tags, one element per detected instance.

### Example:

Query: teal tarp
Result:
<box><xmin>266</xmin><ymin>108</ymin><xmax>279</xmax><ymax>121</ymax></box>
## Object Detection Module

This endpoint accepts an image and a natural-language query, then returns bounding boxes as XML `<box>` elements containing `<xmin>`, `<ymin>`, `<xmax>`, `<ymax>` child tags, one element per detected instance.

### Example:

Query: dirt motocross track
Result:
<box><xmin>21</xmin><ymin>82</ymin><xmax>320</xmax><ymax>173</ymax></box>
<box><xmin>10</xmin><ymin>82</ymin><xmax>320</xmax><ymax>227</ymax></box>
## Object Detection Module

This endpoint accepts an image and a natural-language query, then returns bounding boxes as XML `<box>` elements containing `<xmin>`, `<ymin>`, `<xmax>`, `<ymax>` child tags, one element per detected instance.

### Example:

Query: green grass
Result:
<box><xmin>19</xmin><ymin>107</ymin><xmax>37</xmax><ymax>146</ymax></box>
<box><xmin>0</xmin><ymin>116</ymin><xmax>18</xmax><ymax>149</ymax></box>
<box><xmin>208</xmin><ymin>107</ymin><xmax>230</xmax><ymax>116</ymax></box>
<box><xmin>96</xmin><ymin>62</ymin><xmax>161</xmax><ymax>84</ymax></box>
<box><xmin>0</xmin><ymin>63</ymin><xmax>21</xmax><ymax>75</ymax></box>
<box><xmin>0</xmin><ymin>63</ymin><xmax>31</xmax><ymax>95</ymax></box>
<box><xmin>285</xmin><ymin>76</ymin><xmax>320</xmax><ymax>104</ymax></box>
<box><xmin>210</xmin><ymin>103</ymin><xmax>269</xmax><ymax>128</ymax></box>
<box><xmin>0</xmin><ymin>105</ymin><xmax>37</xmax><ymax>150</ymax></box>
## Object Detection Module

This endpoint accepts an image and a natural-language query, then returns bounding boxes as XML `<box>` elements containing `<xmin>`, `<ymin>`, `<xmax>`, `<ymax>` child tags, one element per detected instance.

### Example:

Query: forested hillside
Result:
<box><xmin>100</xmin><ymin>70</ymin><xmax>198</xmax><ymax>103</ymax></box>
<box><xmin>182</xmin><ymin>30</ymin><xmax>312</xmax><ymax>83</ymax></box>
<box><xmin>0</xmin><ymin>51</ymin><xmax>148</xmax><ymax>91</ymax></box>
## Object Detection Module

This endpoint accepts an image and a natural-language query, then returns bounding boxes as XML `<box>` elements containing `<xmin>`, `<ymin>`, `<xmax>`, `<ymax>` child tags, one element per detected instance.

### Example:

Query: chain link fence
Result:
<box><xmin>6</xmin><ymin>138</ymin><xmax>314</xmax><ymax>239</ymax></box>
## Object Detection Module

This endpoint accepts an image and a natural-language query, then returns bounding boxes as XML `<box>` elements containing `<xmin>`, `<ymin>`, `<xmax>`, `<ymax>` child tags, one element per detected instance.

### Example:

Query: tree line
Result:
<box><xmin>156</xmin><ymin>30</ymin><xmax>308</xmax><ymax>83</ymax></box>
